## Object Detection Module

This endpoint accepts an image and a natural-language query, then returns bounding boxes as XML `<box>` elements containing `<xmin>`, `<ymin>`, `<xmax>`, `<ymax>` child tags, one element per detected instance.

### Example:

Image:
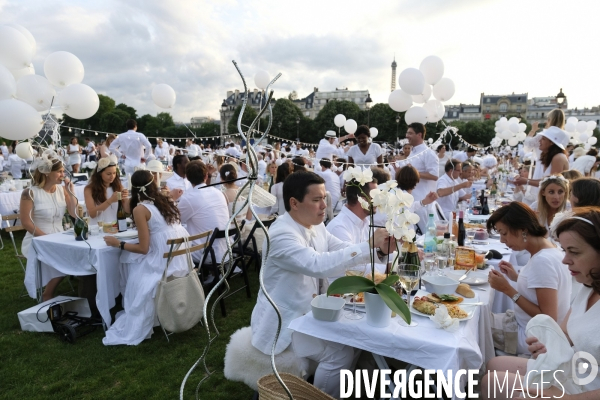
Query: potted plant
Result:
<box><xmin>327</xmin><ymin>167</ymin><xmax>420</xmax><ymax>326</ymax></box>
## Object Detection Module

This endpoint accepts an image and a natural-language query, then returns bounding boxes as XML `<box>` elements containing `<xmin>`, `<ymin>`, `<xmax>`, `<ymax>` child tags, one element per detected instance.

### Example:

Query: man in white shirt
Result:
<box><xmin>315</xmin><ymin>131</ymin><xmax>354</xmax><ymax>161</ymax></box>
<box><xmin>315</xmin><ymin>158</ymin><xmax>341</xmax><ymax>209</ymax></box>
<box><xmin>225</xmin><ymin>142</ymin><xmax>240</xmax><ymax>158</ymax></box>
<box><xmin>404</xmin><ymin>123</ymin><xmax>438</xmax><ymax>203</ymax></box>
<box><xmin>186</xmin><ymin>139</ymin><xmax>202</xmax><ymax>158</ymax></box>
<box><xmin>109</xmin><ymin>119</ymin><xmax>152</xmax><ymax>174</ymax></box>
<box><xmin>154</xmin><ymin>138</ymin><xmax>169</xmax><ymax>161</ymax></box>
<box><xmin>0</xmin><ymin>141</ymin><xmax>8</xmax><ymax>159</ymax></box>
<box><xmin>452</xmin><ymin>147</ymin><xmax>476</xmax><ymax>163</ymax></box>
<box><xmin>457</xmin><ymin>161</ymin><xmax>474</xmax><ymax>201</ymax></box>
<box><xmin>165</xmin><ymin>154</ymin><xmax>192</xmax><ymax>193</ymax></box>
<box><xmin>8</xmin><ymin>152</ymin><xmax>25</xmax><ymax>178</ymax></box>
<box><xmin>84</xmin><ymin>138</ymin><xmax>96</xmax><ymax>161</ymax></box>
<box><xmin>250</xmin><ymin>171</ymin><xmax>394</xmax><ymax>398</ymax></box>
<box><xmin>257</xmin><ymin>154</ymin><xmax>267</xmax><ymax>181</ymax></box>
<box><xmin>326</xmin><ymin>178</ymin><xmax>388</xmax><ymax>282</ymax></box>
<box><xmin>177</xmin><ymin>160</ymin><xmax>230</xmax><ymax>263</ymax></box>
<box><xmin>436</xmin><ymin>159</ymin><xmax>472</xmax><ymax>216</ymax></box>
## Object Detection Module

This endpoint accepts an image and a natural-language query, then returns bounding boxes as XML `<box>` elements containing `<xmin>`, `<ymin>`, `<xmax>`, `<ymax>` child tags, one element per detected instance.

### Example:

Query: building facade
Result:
<box><xmin>296</xmin><ymin>87</ymin><xmax>370</xmax><ymax>119</ymax></box>
<box><xmin>190</xmin><ymin>116</ymin><xmax>216</xmax><ymax>128</ymax></box>
<box><xmin>480</xmin><ymin>92</ymin><xmax>528</xmax><ymax>121</ymax></box>
<box><xmin>443</xmin><ymin>104</ymin><xmax>481</xmax><ymax>121</ymax></box>
<box><xmin>219</xmin><ymin>89</ymin><xmax>272</xmax><ymax>134</ymax></box>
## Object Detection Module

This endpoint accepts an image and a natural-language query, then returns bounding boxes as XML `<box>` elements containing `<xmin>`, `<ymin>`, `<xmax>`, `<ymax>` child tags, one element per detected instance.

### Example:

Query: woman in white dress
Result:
<box><xmin>67</xmin><ymin>137</ymin><xmax>82</xmax><ymax>173</ymax></box>
<box><xmin>482</xmin><ymin>207</ymin><xmax>600</xmax><ymax>399</ymax></box>
<box><xmin>102</xmin><ymin>170</ymin><xmax>189</xmax><ymax>345</ymax></box>
<box><xmin>84</xmin><ymin>155</ymin><xmax>130</xmax><ymax>226</ymax></box>
<box><xmin>487</xmin><ymin>202</ymin><xmax>571</xmax><ymax>355</ymax></box>
<box><xmin>347</xmin><ymin>125</ymin><xmax>383</xmax><ymax>169</ymax></box>
<box><xmin>20</xmin><ymin>153</ymin><xmax>78</xmax><ymax>301</ymax></box>
<box><xmin>99</xmin><ymin>134</ymin><xmax>116</xmax><ymax>159</ymax></box>
<box><xmin>270</xmin><ymin>163</ymin><xmax>291</xmax><ymax>216</ymax></box>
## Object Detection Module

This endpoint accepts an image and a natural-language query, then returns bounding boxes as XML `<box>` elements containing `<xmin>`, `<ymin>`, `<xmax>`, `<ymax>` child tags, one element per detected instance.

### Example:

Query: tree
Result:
<box><xmin>99</xmin><ymin>109</ymin><xmax>131</xmax><ymax>133</ymax></box>
<box><xmin>227</xmin><ymin>105</ymin><xmax>268</xmax><ymax>135</ymax></box>
<box><xmin>271</xmin><ymin>98</ymin><xmax>305</xmax><ymax>140</ymax></box>
<box><xmin>364</xmin><ymin>103</ymin><xmax>407</xmax><ymax>143</ymax></box>
<box><xmin>196</xmin><ymin>122</ymin><xmax>220</xmax><ymax>138</ymax></box>
<box><xmin>313</xmin><ymin>100</ymin><xmax>362</xmax><ymax>138</ymax></box>
<box><xmin>115</xmin><ymin>103</ymin><xmax>138</xmax><ymax>120</ymax></box>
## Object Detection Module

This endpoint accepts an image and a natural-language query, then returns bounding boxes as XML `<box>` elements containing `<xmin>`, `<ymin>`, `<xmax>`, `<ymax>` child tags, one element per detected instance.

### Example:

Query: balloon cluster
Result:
<box><xmin>494</xmin><ymin>117</ymin><xmax>527</xmax><ymax>147</ymax></box>
<box><xmin>564</xmin><ymin>117</ymin><xmax>597</xmax><ymax>147</ymax></box>
<box><xmin>0</xmin><ymin>23</ymin><xmax>100</xmax><ymax>141</ymax></box>
<box><xmin>388</xmin><ymin>55</ymin><xmax>454</xmax><ymax>124</ymax></box>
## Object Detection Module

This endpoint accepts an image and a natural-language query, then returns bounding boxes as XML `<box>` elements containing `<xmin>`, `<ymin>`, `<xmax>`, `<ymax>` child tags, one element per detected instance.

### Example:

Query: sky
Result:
<box><xmin>2</xmin><ymin>0</ymin><xmax>599</xmax><ymax>124</ymax></box>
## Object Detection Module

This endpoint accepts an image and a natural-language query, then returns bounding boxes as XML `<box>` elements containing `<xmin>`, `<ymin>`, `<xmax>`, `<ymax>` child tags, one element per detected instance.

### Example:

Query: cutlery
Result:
<box><xmin>458</xmin><ymin>268</ymin><xmax>475</xmax><ymax>281</ymax></box>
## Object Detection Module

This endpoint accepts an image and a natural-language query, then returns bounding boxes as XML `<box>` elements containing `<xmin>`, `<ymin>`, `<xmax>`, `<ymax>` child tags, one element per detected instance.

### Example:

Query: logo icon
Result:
<box><xmin>572</xmin><ymin>351</ymin><xmax>598</xmax><ymax>386</ymax></box>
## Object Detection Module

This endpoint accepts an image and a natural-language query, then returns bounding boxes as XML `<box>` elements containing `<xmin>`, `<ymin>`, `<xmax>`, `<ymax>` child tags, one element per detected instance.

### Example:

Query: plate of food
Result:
<box><xmin>343</xmin><ymin>292</ymin><xmax>365</xmax><ymax>306</ymax></box>
<box><xmin>411</xmin><ymin>294</ymin><xmax>476</xmax><ymax>321</ymax></box>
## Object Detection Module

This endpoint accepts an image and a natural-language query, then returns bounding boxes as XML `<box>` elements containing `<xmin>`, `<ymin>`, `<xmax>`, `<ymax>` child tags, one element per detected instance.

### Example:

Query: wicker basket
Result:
<box><xmin>257</xmin><ymin>373</ymin><xmax>335</xmax><ymax>400</ymax></box>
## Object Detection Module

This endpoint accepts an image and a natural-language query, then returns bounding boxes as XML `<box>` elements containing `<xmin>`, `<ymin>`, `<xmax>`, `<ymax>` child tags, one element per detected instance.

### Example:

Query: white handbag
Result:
<box><xmin>155</xmin><ymin>237</ymin><xmax>205</xmax><ymax>333</ymax></box>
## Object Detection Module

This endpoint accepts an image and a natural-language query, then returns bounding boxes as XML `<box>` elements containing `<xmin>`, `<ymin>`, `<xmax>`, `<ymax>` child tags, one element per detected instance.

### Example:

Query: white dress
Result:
<box><xmin>68</xmin><ymin>144</ymin><xmax>81</xmax><ymax>166</ymax></box>
<box><xmin>102</xmin><ymin>202</ymin><xmax>190</xmax><ymax>346</ymax></box>
<box><xmin>347</xmin><ymin>143</ymin><xmax>382</xmax><ymax>167</ymax></box>
<box><xmin>88</xmin><ymin>186</ymin><xmax>118</xmax><ymax>226</ymax></box>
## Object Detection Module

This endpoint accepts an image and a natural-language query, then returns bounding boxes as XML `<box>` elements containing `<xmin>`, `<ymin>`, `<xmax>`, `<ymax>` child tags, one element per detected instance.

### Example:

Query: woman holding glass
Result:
<box><xmin>486</xmin><ymin>201</ymin><xmax>571</xmax><ymax>355</ymax></box>
<box><xmin>84</xmin><ymin>154</ymin><xmax>130</xmax><ymax>226</ymax></box>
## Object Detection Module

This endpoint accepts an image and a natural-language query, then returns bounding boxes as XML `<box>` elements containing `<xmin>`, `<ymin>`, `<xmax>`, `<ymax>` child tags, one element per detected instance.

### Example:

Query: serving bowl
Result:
<box><xmin>421</xmin><ymin>275</ymin><xmax>459</xmax><ymax>295</ymax></box>
<box><xmin>311</xmin><ymin>295</ymin><xmax>345</xmax><ymax>322</ymax></box>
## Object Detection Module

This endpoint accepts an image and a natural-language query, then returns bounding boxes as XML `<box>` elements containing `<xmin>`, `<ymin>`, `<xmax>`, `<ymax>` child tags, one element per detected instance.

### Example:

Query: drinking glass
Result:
<box><xmin>396</xmin><ymin>263</ymin><xmax>420</xmax><ymax>327</ymax></box>
<box><xmin>344</xmin><ymin>264</ymin><xmax>366</xmax><ymax>320</ymax></box>
<box><xmin>447</xmin><ymin>256</ymin><xmax>456</xmax><ymax>270</ymax></box>
<box><xmin>97</xmin><ymin>209</ymin><xmax>104</xmax><ymax>229</ymax></box>
<box><xmin>423</xmin><ymin>256</ymin><xmax>435</xmax><ymax>277</ymax></box>
<box><xmin>436</xmin><ymin>254</ymin><xmax>448</xmax><ymax>276</ymax></box>
<box><xmin>466</xmin><ymin>228</ymin><xmax>477</xmax><ymax>246</ymax></box>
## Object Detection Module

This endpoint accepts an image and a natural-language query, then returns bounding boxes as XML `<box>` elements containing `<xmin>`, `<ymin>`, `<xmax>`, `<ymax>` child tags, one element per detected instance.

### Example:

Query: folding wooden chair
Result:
<box><xmin>160</xmin><ymin>229</ymin><xmax>213</xmax><ymax>342</ymax></box>
<box><xmin>2</xmin><ymin>214</ymin><xmax>29</xmax><ymax>298</ymax></box>
<box><xmin>239</xmin><ymin>217</ymin><xmax>276</xmax><ymax>272</ymax></box>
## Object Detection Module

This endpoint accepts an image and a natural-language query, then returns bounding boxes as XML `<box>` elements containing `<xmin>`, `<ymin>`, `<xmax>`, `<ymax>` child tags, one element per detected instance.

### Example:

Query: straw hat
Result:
<box><xmin>324</xmin><ymin>131</ymin><xmax>337</xmax><ymax>138</ymax></box>
<box><xmin>137</xmin><ymin>160</ymin><xmax>173</xmax><ymax>181</ymax></box>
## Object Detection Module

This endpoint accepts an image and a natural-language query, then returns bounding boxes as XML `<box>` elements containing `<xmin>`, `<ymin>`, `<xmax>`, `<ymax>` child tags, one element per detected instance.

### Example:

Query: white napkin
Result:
<box><xmin>429</xmin><ymin>305</ymin><xmax>459</xmax><ymax>332</ymax></box>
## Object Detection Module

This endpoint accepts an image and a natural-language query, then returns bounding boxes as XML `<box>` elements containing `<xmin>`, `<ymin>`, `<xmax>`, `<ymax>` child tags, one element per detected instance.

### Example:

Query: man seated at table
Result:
<box><xmin>250</xmin><ymin>171</ymin><xmax>394</xmax><ymax>399</ymax></box>
<box><xmin>314</xmin><ymin>158</ymin><xmax>341</xmax><ymax>210</ymax></box>
<box><xmin>436</xmin><ymin>159</ymin><xmax>472</xmax><ymax>216</ymax></box>
<box><xmin>166</xmin><ymin>155</ymin><xmax>192</xmax><ymax>195</ymax></box>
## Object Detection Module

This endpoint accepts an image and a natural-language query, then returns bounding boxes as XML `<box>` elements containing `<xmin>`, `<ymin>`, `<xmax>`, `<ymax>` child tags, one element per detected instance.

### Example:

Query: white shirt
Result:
<box><xmin>270</xmin><ymin>182</ymin><xmax>286</xmax><ymax>216</ymax></box>
<box><xmin>347</xmin><ymin>143</ymin><xmax>383</xmax><ymax>167</ymax></box>
<box><xmin>225</xmin><ymin>146</ymin><xmax>240</xmax><ymax>158</ymax></box>
<box><xmin>8</xmin><ymin>154</ymin><xmax>25</xmax><ymax>178</ymax></box>
<box><xmin>177</xmin><ymin>183</ymin><xmax>231</xmax><ymax>262</ymax></box>
<box><xmin>165</xmin><ymin>173</ymin><xmax>192</xmax><ymax>192</ymax></box>
<box><xmin>436</xmin><ymin>173</ymin><xmax>460</xmax><ymax>216</ymax></box>
<box><xmin>452</xmin><ymin>151</ymin><xmax>468</xmax><ymax>163</ymax></box>
<box><xmin>0</xmin><ymin>145</ymin><xmax>8</xmax><ymax>158</ymax></box>
<box><xmin>515</xmin><ymin>248</ymin><xmax>572</xmax><ymax>354</ymax></box>
<box><xmin>155</xmin><ymin>144</ymin><xmax>168</xmax><ymax>160</ymax></box>
<box><xmin>257</xmin><ymin>159</ymin><xmax>267</xmax><ymax>179</ymax></box>
<box><xmin>326</xmin><ymin>206</ymin><xmax>387</xmax><ymax>283</ymax></box>
<box><xmin>437</xmin><ymin>154</ymin><xmax>451</xmax><ymax>176</ymax></box>
<box><xmin>571</xmin><ymin>155</ymin><xmax>596</xmax><ymax>175</ymax></box>
<box><xmin>316</xmin><ymin>168</ymin><xmax>341</xmax><ymax>207</ymax></box>
<box><xmin>250</xmin><ymin>212</ymin><xmax>374</xmax><ymax>355</ymax></box>
<box><xmin>315</xmin><ymin>138</ymin><xmax>339</xmax><ymax>161</ymax></box>
<box><xmin>186</xmin><ymin>144</ymin><xmax>202</xmax><ymax>158</ymax></box>
<box><xmin>109</xmin><ymin>130</ymin><xmax>152</xmax><ymax>167</ymax></box>
<box><xmin>406</xmin><ymin>143</ymin><xmax>439</xmax><ymax>203</ymax></box>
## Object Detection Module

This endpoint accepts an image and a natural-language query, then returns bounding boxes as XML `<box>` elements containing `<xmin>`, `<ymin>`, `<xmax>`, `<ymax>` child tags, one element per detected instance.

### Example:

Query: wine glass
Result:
<box><xmin>396</xmin><ymin>263</ymin><xmax>420</xmax><ymax>327</ymax></box>
<box><xmin>344</xmin><ymin>264</ymin><xmax>366</xmax><ymax>320</ymax></box>
<box><xmin>466</xmin><ymin>228</ymin><xmax>477</xmax><ymax>246</ymax></box>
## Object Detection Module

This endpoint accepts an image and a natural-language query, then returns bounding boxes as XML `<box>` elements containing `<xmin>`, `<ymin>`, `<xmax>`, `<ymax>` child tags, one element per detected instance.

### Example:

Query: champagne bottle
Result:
<box><xmin>117</xmin><ymin>192</ymin><xmax>127</xmax><ymax>232</ymax></box>
<box><xmin>74</xmin><ymin>206</ymin><xmax>88</xmax><ymax>241</ymax></box>
<box><xmin>402</xmin><ymin>238</ymin><xmax>421</xmax><ymax>295</ymax></box>
<box><xmin>458</xmin><ymin>210</ymin><xmax>466</xmax><ymax>247</ymax></box>
<box><xmin>481</xmin><ymin>190</ymin><xmax>490</xmax><ymax>215</ymax></box>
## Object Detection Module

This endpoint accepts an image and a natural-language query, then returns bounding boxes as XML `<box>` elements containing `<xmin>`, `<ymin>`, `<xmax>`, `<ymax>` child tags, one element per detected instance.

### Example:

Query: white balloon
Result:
<box><xmin>16</xmin><ymin>75</ymin><xmax>56</xmax><ymax>111</ymax></box>
<box><xmin>428</xmin><ymin>138</ymin><xmax>433</xmax><ymax>144</ymax></box>
<box><xmin>432</xmin><ymin>77</ymin><xmax>455</xmax><ymax>102</ymax></box>
<box><xmin>499</xmin><ymin>117</ymin><xmax>508</xmax><ymax>123</ymax></box>
<box><xmin>419</xmin><ymin>55</ymin><xmax>444</xmax><ymax>85</ymax></box>
<box><xmin>571</xmin><ymin>131</ymin><xmax>580</xmax><ymax>140</ymax></box>
<box><xmin>151</xmin><ymin>84</ymin><xmax>176</xmax><ymax>109</ymax></box>
<box><xmin>494</xmin><ymin>126</ymin><xmax>501</xmax><ymax>133</ymax></box>
<box><xmin>508</xmin><ymin>117</ymin><xmax>519</xmax><ymax>125</ymax></box>
<box><xmin>254</xmin><ymin>70</ymin><xmax>270</xmax><ymax>90</ymax></box>
<box><xmin>0</xmin><ymin>99</ymin><xmax>42</xmax><ymax>140</ymax></box>
<box><xmin>567</xmin><ymin>117</ymin><xmax>578</xmax><ymax>126</ymax></box>
<box><xmin>565</xmin><ymin>122</ymin><xmax>576</xmax><ymax>133</ymax></box>
<box><xmin>518</xmin><ymin>123</ymin><xmax>527</xmax><ymax>132</ymax></box>
<box><xmin>10</xmin><ymin>63</ymin><xmax>34</xmax><ymax>81</ymax></box>
<box><xmin>0</xmin><ymin>64</ymin><xmax>16</xmax><ymax>100</ymax></box>
<box><xmin>516</xmin><ymin>132</ymin><xmax>527</xmax><ymax>141</ymax></box>
<box><xmin>370</xmin><ymin>127</ymin><xmax>378</xmax><ymax>138</ymax></box>
<box><xmin>388</xmin><ymin>89</ymin><xmax>412</xmax><ymax>112</ymax></box>
<box><xmin>423</xmin><ymin>99</ymin><xmax>445</xmax><ymax>123</ymax></box>
<box><xmin>5</xmin><ymin>24</ymin><xmax>36</xmax><ymax>55</ymax></box>
<box><xmin>499</xmin><ymin>120</ymin><xmax>509</xmax><ymax>130</ymax></box>
<box><xmin>495</xmin><ymin>120</ymin><xmax>500</xmax><ymax>126</ymax></box>
<box><xmin>587</xmin><ymin>121</ymin><xmax>597</xmax><ymax>131</ymax></box>
<box><xmin>508</xmin><ymin>137</ymin><xmax>519</xmax><ymax>147</ymax></box>
<box><xmin>58</xmin><ymin>83</ymin><xmax>100</xmax><ymax>119</ymax></box>
<box><xmin>579</xmin><ymin>133</ymin><xmax>590</xmax><ymax>143</ymax></box>
<box><xmin>334</xmin><ymin>114</ymin><xmax>346</xmax><ymax>128</ymax></box>
<box><xmin>576</xmin><ymin>120</ymin><xmax>588</xmax><ymax>133</ymax></box>
<box><xmin>584</xmin><ymin>143</ymin><xmax>592</xmax><ymax>151</ymax></box>
<box><xmin>500</xmin><ymin>130</ymin><xmax>512</xmax><ymax>140</ymax></box>
<box><xmin>398</xmin><ymin>68</ymin><xmax>425</xmax><ymax>95</ymax></box>
<box><xmin>509</xmin><ymin>123</ymin><xmax>519</xmax><ymax>134</ymax></box>
<box><xmin>411</xmin><ymin>84</ymin><xmax>432</xmax><ymax>104</ymax></box>
<box><xmin>44</xmin><ymin>51</ymin><xmax>84</xmax><ymax>88</ymax></box>
<box><xmin>0</xmin><ymin>25</ymin><xmax>33</xmax><ymax>69</ymax></box>
<box><xmin>16</xmin><ymin>141</ymin><xmax>33</xmax><ymax>159</ymax></box>
<box><xmin>588</xmin><ymin>137</ymin><xmax>598</xmax><ymax>145</ymax></box>
<box><xmin>344</xmin><ymin>119</ymin><xmax>357</xmax><ymax>134</ymax></box>
<box><xmin>404</xmin><ymin>106</ymin><xmax>428</xmax><ymax>125</ymax></box>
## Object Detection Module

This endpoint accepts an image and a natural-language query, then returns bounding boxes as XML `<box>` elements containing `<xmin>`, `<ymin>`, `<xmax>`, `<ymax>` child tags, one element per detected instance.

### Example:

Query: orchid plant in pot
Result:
<box><xmin>327</xmin><ymin>167</ymin><xmax>420</xmax><ymax>325</ymax></box>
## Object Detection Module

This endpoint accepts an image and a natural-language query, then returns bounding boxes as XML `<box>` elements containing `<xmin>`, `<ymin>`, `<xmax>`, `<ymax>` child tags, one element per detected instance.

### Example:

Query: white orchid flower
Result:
<box><xmin>405</xmin><ymin>211</ymin><xmax>420</xmax><ymax>225</ymax></box>
<box><xmin>354</xmin><ymin>168</ymin><xmax>373</xmax><ymax>186</ymax></box>
<box><xmin>357</xmin><ymin>196</ymin><xmax>370</xmax><ymax>210</ymax></box>
<box><xmin>343</xmin><ymin>167</ymin><xmax>356</xmax><ymax>182</ymax></box>
<box><xmin>384</xmin><ymin>180</ymin><xmax>398</xmax><ymax>190</ymax></box>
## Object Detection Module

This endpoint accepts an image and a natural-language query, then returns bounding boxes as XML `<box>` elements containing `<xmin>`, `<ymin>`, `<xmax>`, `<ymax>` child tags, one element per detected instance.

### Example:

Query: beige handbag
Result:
<box><xmin>492</xmin><ymin>309</ymin><xmax>518</xmax><ymax>355</ymax></box>
<box><xmin>155</xmin><ymin>237</ymin><xmax>205</xmax><ymax>333</ymax></box>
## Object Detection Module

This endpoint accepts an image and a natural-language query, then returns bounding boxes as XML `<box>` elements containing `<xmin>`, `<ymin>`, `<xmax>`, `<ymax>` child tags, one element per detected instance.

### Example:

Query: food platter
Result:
<box><xmin>410</xmin><ymin>290</ymin><xmax>478</xmax><ymax>321</ymax></box>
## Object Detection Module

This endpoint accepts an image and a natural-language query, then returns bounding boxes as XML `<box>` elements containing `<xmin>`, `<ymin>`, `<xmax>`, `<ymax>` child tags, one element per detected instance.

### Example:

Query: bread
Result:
<box><xmin>456</xmin><ymin>283</ymin><xmax>475</xmax><ymax>298</ymax></box>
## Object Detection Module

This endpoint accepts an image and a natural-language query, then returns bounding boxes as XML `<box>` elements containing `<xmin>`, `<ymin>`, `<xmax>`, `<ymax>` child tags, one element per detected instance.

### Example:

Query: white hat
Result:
<box><xmin>325</xmin><ymin>131</ymin><xmax>337</xmax><ymax>138</ymax></box>
<box><xmin>144</xmin><ymin>160</ymin><xmax>173</xmax><ymax>181</ymax></box>
<box><xmin>539</xmin><ymin>126</ymin><xmax>569</xmax><ymax>150</ymax></box>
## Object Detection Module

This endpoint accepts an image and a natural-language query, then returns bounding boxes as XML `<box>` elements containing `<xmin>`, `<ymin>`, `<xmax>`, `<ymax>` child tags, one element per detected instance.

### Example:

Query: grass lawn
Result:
<box><xmin>0</xmin><ymin>229</ymin><xmax>257</xmax><ymax>399</ymax></box>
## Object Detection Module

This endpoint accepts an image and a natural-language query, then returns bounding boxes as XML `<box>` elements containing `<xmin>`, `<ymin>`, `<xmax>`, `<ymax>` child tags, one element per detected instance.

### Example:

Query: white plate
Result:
<box><xmin>113</xmin><ymin>230</ymin><xmax>139</xmax><ymax>239</ymax></box>
<box><xmin>410</xmin><ymin>292</ymin><xmax>477</xmax><ymax>321</ymax></box>
<box><xmin>343</xmin><ymin>294</ymin><xmax>365</xmax><ymax>306</ymax></box>
<box><xmin>445</xmin><ymin>269</ymin><xmax>489</xmax><ymax>286</ymax></box>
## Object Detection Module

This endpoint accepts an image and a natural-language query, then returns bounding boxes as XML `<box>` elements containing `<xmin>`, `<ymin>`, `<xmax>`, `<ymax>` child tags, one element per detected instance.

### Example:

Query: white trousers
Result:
<box><xmin>292</xmin><ymin>331</ymin><xmax>354</xmax><ymax>399</ymax></box>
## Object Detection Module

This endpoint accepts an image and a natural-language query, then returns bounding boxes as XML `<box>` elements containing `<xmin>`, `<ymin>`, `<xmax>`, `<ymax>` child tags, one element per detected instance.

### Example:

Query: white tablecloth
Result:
<box><xmin>0</xmin><ymin>185</ymin><xmax>85</xmax><ymax>227</ymax></box>
<box><xmin>24</xmin><ymin>231</ymin><xmax>124</xmax><ymax>328</ymax></box>
<box><xmin>288</xmin><ymin>283</ymin><xmax>496</xmax><ymax>398</ymax></box>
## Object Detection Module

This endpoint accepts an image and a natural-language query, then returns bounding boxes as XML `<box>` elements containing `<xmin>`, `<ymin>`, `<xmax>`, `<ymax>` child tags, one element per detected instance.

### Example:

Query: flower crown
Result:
<box><xmin>540</xmin><ymin>174</ymin><xmax>568</xmax><ymax>186</ymax></box>
<box><xmin>32</xmin><ymin>150</ymin><xmax>61</xmax><ymax>174</ymax></box>
<box><xmin>96</xmin><ymin>154</ymin><xmax>118</xmax><ymax>173</ymax></box>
